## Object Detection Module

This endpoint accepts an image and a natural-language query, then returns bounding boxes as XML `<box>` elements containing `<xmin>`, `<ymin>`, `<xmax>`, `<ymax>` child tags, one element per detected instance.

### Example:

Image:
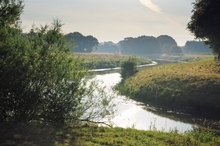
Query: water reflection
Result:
<box><xmin>94</xmin><ymin>73</ymin><xmax>194</xmax><ymax>133</ymax></box>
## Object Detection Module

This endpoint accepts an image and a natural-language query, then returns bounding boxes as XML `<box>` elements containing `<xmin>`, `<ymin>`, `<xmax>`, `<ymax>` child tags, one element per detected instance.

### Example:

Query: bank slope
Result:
<box><xmin>1</xmin><ymin>123</ymin><xmax>220</xmax><ymax>146</ymax></box>
<box><xmin>116</xmin><ymin>58</ymin><xmax>220</xmax><ymax>118</ymax></box>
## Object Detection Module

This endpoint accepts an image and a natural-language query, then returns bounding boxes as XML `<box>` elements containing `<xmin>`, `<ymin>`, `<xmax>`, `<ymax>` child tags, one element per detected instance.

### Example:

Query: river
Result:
<box><xmin>93</xmin><ymin>72</ymin><xmax>194</xmax><ymax>133</ymax></box>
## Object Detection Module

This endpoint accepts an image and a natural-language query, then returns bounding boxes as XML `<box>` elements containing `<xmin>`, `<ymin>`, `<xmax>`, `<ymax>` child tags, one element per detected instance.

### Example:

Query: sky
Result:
<box><xmin>21</xmin><ymin>0</ymin><xmax>195</xmax><ymax>46</ymax></box>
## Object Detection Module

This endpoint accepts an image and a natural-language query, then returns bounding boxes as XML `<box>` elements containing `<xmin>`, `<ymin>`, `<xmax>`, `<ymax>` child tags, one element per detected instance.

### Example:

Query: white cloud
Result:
<box><xmin>139</xmin><ymin>0</ymin><xmax>161</xmax><ymax>13</ymax></box>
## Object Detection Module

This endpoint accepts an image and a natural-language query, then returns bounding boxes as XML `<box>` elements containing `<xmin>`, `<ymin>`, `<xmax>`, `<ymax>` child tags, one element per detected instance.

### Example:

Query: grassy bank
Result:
<box><xmin>160</xmin><ymin>54</ymin><xmax>213</xmax><ymax>62</ymax></box>
<box><xmin>116</xmin><ymin>58</ymin><xmax>220</xmax><ymax>119</ymax></box>
<box><xmin>1</xmin><ymin>123</ymin><xmax>220</xmax><ymax>146</ymax></box>
<box><xmin>74</xmin><ymin>53</ymin><xmax>151</xmax><ymax>69</ymax></box>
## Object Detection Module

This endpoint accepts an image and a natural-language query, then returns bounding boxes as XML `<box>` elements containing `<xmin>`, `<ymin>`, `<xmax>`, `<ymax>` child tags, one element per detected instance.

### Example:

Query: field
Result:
<box><xmin>74</xmin><ymin>53</ymin><xmax>152</xmax><ymax>69</ymax></box>
<box><xmin>178</xmin><ymin>54</ymin><xmax>214</xmax><ymax>62</ymax></box>
<box><xmin>159</xmin><ymin>53</ymin><xmax>213</xmax><ymax>62</ymax></box>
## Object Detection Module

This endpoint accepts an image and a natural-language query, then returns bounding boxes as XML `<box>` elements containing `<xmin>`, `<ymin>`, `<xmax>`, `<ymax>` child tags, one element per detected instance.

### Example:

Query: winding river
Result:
<box><xmin>93</xmin><ymin>72</ymin><xmax>195</xmax><ymax>133</ymax></box>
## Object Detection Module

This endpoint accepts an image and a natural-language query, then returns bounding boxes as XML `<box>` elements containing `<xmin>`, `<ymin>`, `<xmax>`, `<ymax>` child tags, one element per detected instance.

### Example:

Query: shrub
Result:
<box><xmin>120</xmin><ymin>56</ymin><xmax>138</xmax><ymax>81</ymax></box>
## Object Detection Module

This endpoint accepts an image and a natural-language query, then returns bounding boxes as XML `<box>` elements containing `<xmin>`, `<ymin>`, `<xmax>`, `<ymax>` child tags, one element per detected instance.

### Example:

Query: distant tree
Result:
<box><xmin>157</xmin><ymin>35</ymin><xmax>177</xmax><ymax>54</ymax></box>
<box><xmin>0</xmin><ymin>0</ymin><xmax>114</xmax><ymax>124</ymax></box>
<box><xmin>183</xmin><ymin>41</ymin><xmax>211</xmax><ymax>54</ymax></box>
<box><xmin>119</xmin><ymin>36</ymin><xmax>162</xmax><ymax>55</ymax></box>
<box><xmin>118</xmin><ymin>37</ymin><xmax>135</xmax><ymax>54</ymax></box>
<box><xmin>96</xmin><ymin>41</ymin><xmax>119</xmax><ymax>53</ymax></box>
<box><xmin>139</xmin><ymin>36</ymin><xmax>162</xmax><ymax>54</ymax></box>
<box><xmin>187</xmin><ymin>0</ymin><xmax>220</xmax><ymax>60</ymax></box>
<box><xmin>170</xmin><ymin>46</ymin><xmax>183</xmax><ymax>55</ymax></box>
<box><xmin>65</xmin><ymin>32</ymin><xmax>99</xmax><ymax>52</ymax></box>
<box><xmin>120</xmin><ymin>56</ymin><xmax>138</xmax><ymax>81</ymax></box>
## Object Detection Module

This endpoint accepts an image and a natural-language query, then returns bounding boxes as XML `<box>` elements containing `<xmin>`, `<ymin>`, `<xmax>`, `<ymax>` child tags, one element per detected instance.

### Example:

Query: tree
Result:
<box><xmin>187</xmin><ymin>0</ymin><xmax>220</xmax><ymax>60</ymax></box>
<box><xmin>119</xmin><ymin>36</ymin><xmax>162</xmax><ymax>55</ymax></box>
<box><xmin>0</xmin><ymin>0</ymin><xmax>24</xmax><ymax>26</ymax></box>
<box><xmin>96</xmin><ymin>41</ymin><xmax>119</xmax><ymax>53</ymax></box>
<box><xmin>183</xmin><ymin>41</ymin><xmax>211</xmax><ymax>54</ymax></box>
<box><xmin>170</xmin><ymin>46</ymin><xmax>183</xmax><ymax>55</ymax></box>
<box><xmin>0</xmin><ymin>0</ymin><xmax>114</xmax><ymax>124</ymax></box>
<box><xmin>0</xmin><ymin>0</ymin><xmax>25</xmax><ymax>123</ymax></box>
<box><xmin>65</xmin><ymin>32</ymin><xmax>99</xmax><ymax>52</ymax></box>
<box><xmin>157</xmin><ymin>35</ymin><xmax>177</xmax><ymax>54</ymax></box>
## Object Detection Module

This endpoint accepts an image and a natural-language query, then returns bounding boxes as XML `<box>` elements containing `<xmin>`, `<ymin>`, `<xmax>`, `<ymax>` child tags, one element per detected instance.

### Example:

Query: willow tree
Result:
<box><xmin>187</xmin><ymin>0</ymin><xmax>220</xmax><ymax>60</ymax></box>
<box><xmin>0</xmin><ymin>0</ymin><xmax>114</xmax><ymax>124</ymax></box>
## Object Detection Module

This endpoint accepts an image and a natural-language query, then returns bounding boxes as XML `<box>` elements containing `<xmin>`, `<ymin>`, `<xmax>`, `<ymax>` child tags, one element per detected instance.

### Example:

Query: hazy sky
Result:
<box><xmin>21</xmin><ymin>0</ymin><xmax>195</xmax><ymax>46</ymax></box>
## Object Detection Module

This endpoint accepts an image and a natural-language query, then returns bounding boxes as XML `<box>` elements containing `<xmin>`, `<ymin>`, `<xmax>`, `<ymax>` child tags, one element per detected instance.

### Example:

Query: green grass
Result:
<box><xmin>1</xmin><ymin>123</ymin><xmax>220</xmax><ymax>146</ymax></box>
<box><xmin>178</xmin><ymin>54</ymin><xmax>214</xmax><ymax>62</ymax></box>
<box><xmin>116</xmin><ymin>58</ymin><xmax>220</xmax><ymax>120</ymax></box>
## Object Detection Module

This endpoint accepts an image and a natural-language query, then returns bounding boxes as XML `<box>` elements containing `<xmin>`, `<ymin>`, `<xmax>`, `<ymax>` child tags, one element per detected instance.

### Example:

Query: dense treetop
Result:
<box><xmin>187</xmin><ymin>0</ymin><xmax>220</xmax><ymax>58</ymax></box>
<box><xmin>65</xmin><ymin>32</ymin><xmax>99</xmax><ymax>52</ymax></box>
<box><xmin>0</xmin><ymin>0</ymin><xmax>114</xmax><ymax>124</ymax></box>
<box><xmin>183</xmin><ymin>41</ymin><xmax>211</xmax><ymax>54</ymax></box>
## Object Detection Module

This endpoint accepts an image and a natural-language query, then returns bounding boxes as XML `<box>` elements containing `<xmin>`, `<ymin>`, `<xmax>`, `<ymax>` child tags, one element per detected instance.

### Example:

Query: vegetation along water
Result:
<box><xmin>116</xmin><ymin>58</ymin><xmax>220</xmax><ymax>130</ymax></box>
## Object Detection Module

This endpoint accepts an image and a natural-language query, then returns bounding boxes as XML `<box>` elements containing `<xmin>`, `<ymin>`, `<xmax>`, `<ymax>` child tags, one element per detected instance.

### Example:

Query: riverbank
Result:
<box><xmin>115</xmin><ymin>58</ymin><xmax>220</xmax><ymax>128</ymax></box>
<box><xmin>1</xmin><ymin>123</ymin><xmax>220</xmax><ymax>146</ymax></box>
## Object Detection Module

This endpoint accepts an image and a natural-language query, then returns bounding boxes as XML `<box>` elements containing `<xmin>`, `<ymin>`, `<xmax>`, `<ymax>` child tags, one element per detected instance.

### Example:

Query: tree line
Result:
<box><xmin>63</xmin><ymin>33</ymin><xmax>211</xmax><ymax>55</ymax></box>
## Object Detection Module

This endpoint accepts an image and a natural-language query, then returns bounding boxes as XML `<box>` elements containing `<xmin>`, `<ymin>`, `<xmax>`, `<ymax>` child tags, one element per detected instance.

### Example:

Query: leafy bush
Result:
<box><xmin>0</xmin><ymin>0</ymin><xmax>114</xmax><ymax>124</ymax></box>
<box><xmin>120</xmin><ymin>56</ymin><xmax>138</xmax><ymax>81</ymax></box>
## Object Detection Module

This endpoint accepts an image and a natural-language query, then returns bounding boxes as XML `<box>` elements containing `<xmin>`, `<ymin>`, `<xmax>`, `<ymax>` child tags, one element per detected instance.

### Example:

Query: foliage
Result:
<box><xmin>1</xmin><ymin>123</ymin><xmax>220</xmax><ymax>146</ymax></box>
<box><xmin>119</xmin><ymin>36</ymin><xmax>162</xmax><ymax>55</ymax></box>
<box><xmin>118</xmin><ymin>35</ymin><xmax>177</xmax><ymax>56</ymax></box>
<box><xmin>116</xmin><ymin>58</ymin><xmax>220</xmax><ymax>119</ymax></box>
<box><xmin>0</xmin><ymin>0</ymin><xmax>24</xmax><ymax>26</ymax></box>
<box><xmin>183</xmin><ymin>41</ymin><xmax>211</xmax><ymax>54</ymax></box>
<box><xmin>187</xmin><ymin>0</ymin><xmax>220</xmax><ymax>58</ymax></box>
<box><xmin>96</xmin><ymin>41</ymin><xmax>119</xmax><ymax>53</ymax></box>
<box><xmin>0</xmin><ymin>0</ymin><xmax>114</xmax><ymax>124</ymax></box>
<box><xmin>120</xmin><ymin>56</ymin><xmax>138</xmax><ymax>81</ymax></box>
<box><xmin>170</xmin><ymin>46</ymin><xmax>183</xmax><ymax>54</ymax></box>
<box><xmin>65</xmin><ymin>32</ymin><xmax>99</xmax><ymax>53</ymax></box>
<box><xmin>157</xmin><ymin>35</ymin><xmax>177</xmax><ymax>54</ymax></box>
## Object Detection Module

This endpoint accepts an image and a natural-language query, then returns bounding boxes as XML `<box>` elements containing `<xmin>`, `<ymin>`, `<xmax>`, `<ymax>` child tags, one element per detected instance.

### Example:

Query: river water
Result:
<box><xmin>93</xmin><ymin>73</ymin><xmax>194</xmax><ymax>133</ymax></box>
